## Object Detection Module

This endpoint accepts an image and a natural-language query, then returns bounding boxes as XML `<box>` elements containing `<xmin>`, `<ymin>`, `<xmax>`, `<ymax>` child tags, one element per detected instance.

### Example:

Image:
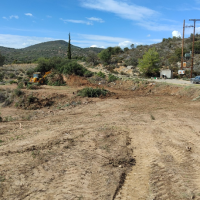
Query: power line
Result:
<box><xmin>181</xmin><ymin>20</ymin><xmax>193</xmax><ymax>70</ymax></box>
<box><xmin>189</xmin><ymin>19</ymin><xmax>200</xmax><ymax>78</ymax></box>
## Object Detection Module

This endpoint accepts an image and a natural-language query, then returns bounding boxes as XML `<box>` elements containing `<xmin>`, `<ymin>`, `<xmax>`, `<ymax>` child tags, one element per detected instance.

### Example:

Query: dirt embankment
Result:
<box><xmin>1</xmin><ymin>78</ymin><xmax>200</xmax><ymax>199</ymax></box>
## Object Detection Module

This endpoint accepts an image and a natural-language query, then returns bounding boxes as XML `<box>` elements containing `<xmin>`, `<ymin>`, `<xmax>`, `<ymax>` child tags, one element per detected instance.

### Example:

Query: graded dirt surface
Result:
<box><xmin>1</xmin><ymin>80</ymin><xmax>200</xmax><ymax>200</ymax></box>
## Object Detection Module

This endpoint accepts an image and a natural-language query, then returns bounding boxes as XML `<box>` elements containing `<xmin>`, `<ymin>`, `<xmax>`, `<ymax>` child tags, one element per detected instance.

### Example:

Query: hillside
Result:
<box><xmin>1</xmin><ymin>35</ymin><xmax>200</xmax><ymax>78</ymax></box>
<box><xmin>0</xmin><ymin>40</ymin><xmax>103</xmax><ymax>64</ymax></box>
<box><xmin>106</xmin><ymin>35</ymin><xmax>200</xmax><ymax>77</ymax></box>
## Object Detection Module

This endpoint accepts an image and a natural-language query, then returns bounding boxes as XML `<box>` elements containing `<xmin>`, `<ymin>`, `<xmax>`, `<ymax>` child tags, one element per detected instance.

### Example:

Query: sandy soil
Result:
<box><xmin>1</xmin><ymin>80</ymin><xmax>200</xmax><ymax>200</ymax></box>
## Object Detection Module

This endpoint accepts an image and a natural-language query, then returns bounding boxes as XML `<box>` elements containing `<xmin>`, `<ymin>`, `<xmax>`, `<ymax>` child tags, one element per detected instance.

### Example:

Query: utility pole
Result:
<box><xmin>189</xmin><ymin>19</ymin><xmax>200</xmax><ymax>78</ymax></box>
<box><xmin>181</xmin><ymin>20</ymin><xmax>193</xmax><ymax>70</ymax></box>
<box><xmin>181</xmin><ymin>20</ymin><xmax>185</xmax><ymax>70</ymax></box>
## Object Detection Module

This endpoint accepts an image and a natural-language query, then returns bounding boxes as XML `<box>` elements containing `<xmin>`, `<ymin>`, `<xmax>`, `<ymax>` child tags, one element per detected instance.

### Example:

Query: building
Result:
<box><xmin>160</xmin><ymin>69</ymin><xmax>173</xmax><ymax>79</ymax></box>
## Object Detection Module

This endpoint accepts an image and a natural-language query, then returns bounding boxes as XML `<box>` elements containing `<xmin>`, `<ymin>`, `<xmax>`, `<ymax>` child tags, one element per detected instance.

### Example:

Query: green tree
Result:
<box><xmin>130</xmin><ymin>44</ymin><xmax>134</xmax><ymax>49</ymax></box>
<box><xmin>189</xmin><ymin>40</ymin><xmax>200</xmax><ymax>54</ymax></box>
<box><xmin>36</xmin><ymin>57</ymin><xmax>50</xmax><ymax>72</ymax></box>
<box><xmin>98</xmin><ymin>49</ymin><xmax>111</xmax><ymax>64</ymax></box>
<box><xmin>175</xmin><ymin>47</ymin><xmax>187</xmax><ymax>59</ymax></box>
<box><xmin>124</xmin><ymin>47</ymin><xmax>129</xmax><ymax>52</ymax></box>
<box><xmin>113</xmin><ymin>46</ymin><xmax>123</xmax><ymax>54</ymax></box>
<box><xmin>67</xmin><ymin>33</ymin><xmax>71</xmax><ymax>59</ymax></box>
<box><xmin>61</xmin><ymin>61</ymin><xmax>87</xmax><ymax>76</ymax></box>
<box><xmin>0</xmin><ymin>52</ymin><xmax>5</xmax><ymax>66</ymax></box>
<box><xmin>107</xmin><ymin>47</ymin><xmax>113</xmax><ymax>54</ymax></box>
<box><xmin>138</xmin><ymin>47</ymin><xmax>160</xmax><ymax>76</ymax></box>
<box><xmin>86</xmin><ymin>51</ymin><xmax>98</xmax><ymax>66</ymax></box>
<box><xmin>168</xmin><ymin>55</ymin><xmax>179</xmax><ymax>64</ymax></box>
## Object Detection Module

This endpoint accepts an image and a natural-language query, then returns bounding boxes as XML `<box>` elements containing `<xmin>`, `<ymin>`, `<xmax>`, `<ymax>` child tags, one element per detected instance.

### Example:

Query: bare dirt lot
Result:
<box><xmin>1</xmin><ymin>79</ymin><xmax>200</xmax><ymax>200</ymax></box>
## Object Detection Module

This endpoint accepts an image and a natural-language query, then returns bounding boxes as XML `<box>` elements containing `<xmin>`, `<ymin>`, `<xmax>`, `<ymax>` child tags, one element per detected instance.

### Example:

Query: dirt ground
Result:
<box><xmin>1</xmin><ymin>79</ymin><xmax>200</xmax><ymax>200</ymax></box>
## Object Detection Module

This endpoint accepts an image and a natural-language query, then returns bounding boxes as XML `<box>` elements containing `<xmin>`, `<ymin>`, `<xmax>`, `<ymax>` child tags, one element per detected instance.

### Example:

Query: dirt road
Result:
<box><xmin>1</xmin><ymin>82</ymin><xmax>200</xmax><ymax>199</ymax></box>
<box><xmin>152</xmin><ymin>78</ymin><xmax>191</xmax><ymax>85</ymax></box>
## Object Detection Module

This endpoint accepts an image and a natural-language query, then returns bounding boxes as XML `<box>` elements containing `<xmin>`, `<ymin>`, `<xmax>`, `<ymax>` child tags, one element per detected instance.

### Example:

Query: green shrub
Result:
<box><xmin>45</xmin><ymin>71</ymin><xmax>65</xmax><ymax>86</ymax></box>
<box><xmin>35</xmin><ymin>57</ymin><xmax>51</xmax><ymax>73</ymax></box>
<box><xmin>61</xmin><ymin>61</ymin><xmax>87</xmax><ymax>76</ymax></box>
<box><xmin>84</xmin><ymin>70</ymin><xmax>93</xmax><ymax>77</ymax></box>
<box><xmin>9</xmin><ymin>80</ymin><xmax>17</xmax><ymax>84</ymax></box>
<box><xmin>108</xmin><ymin>74</ymin><xmax>118</xmax><ymax>82</ymax></box>
<box><xmin>124</xmin><ymin>47</ymin><xmax>129</xmax><ymax>52</ymax></box>
<box><xmin>125</xmin><ymin>57</ymin><xmax>138</xmax><ymax>66</ymax></box>
<box><xmin>78</xmin><ymin>87</ymin><xmax>109</xmax><ymax>97</ymax></box>
<box><xmin>97</xmin><ymin>71</ymin><xmax>106</xmax><ymax>78</ymax></box>
<box><xmin>13</xmin><ymin>88</ymin><xmax>23</xmax><ymax>97</ymax></box>
<box><xmin>9</xmin><ymin>73</ymin><xmax>16</xmax><ymax>79</ymax></box>
<box><xmin>27</xmin><ymin>83</ymin><xmax>40</xmax><ymax>90</ymax></box>
<box><xmin>0</xmin><ymin>93</ymin><xmax>6</xmax><ymax>103</ymax></box>
<box><xmin>0</xmin><ymin>73</ymin><xmax>4</xmax><ymax>81</ymax></box>
<box><xmin>26</xmin><ymin>68</ymin><xmax>36</xmax><ymax>77</ymax></box>
<box><xmin>27</xmin><ymin>94</ymin><xmax>36</xmax><ymax>103</ymax></box>
<box><xmin>17</xmin><ymin>76</ymin><xmax>23</xmax><ymax>81</ymax></box>
<box><xmin>36</xmin><ymin>57</ymin><xmax>68</xmax><ymax>73</ymax></box>
<box><xmin>17</xmin><ymin>81</ymin><xmax>24</xmax><ymax>89</ymax></box>
<box><xmin>98</xmin><ymin>49</ymin><xmax>111</xmax><ymax>64</ymax></box>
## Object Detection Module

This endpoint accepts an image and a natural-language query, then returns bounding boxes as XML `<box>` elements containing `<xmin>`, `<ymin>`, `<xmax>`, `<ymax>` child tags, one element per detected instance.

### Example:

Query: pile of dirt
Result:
<box><xmin>16</xmin><ymin>94</ymin><xmax>54</xmax><ymax>110</ymax></box>
<box><xmin>45</xmin><ymin>71</ymin><xmax>65</xmax><ymax>86</ymax></box>
<box><xmin>63</xmin><ymin>74</ymin><xmax>93</xmax><ymax>86</ymax></box>
<box><xmin>14</xmin><ymin>92</ymin><xmax>69</xmax><ymax>110</ymax></box>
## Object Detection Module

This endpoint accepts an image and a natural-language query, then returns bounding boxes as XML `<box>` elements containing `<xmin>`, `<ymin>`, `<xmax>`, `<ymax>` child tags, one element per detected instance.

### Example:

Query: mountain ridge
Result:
<box><xmin>0</xmin><ymin>40</ymin><xmax>104</xmax><ymax>64</ymax></box>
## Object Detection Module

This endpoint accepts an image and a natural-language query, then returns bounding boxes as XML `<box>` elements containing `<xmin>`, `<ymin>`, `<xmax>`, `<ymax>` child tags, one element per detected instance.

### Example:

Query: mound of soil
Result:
<box><xmin>63</xmin><ymin>74</ymin><xmax>92</xmax><ymax>86</ymax></box>
<box><xmin>46</xmin><ymin>72</ymin><xmax>65</xmax><ymax>86</ymax></box>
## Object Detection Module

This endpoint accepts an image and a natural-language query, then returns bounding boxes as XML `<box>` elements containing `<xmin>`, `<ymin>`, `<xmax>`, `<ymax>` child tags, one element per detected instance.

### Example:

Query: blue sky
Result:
<box><xmin>0</xmin><ymin>0</ymin><xmax>200</xmax><ymax>49</ymax></box>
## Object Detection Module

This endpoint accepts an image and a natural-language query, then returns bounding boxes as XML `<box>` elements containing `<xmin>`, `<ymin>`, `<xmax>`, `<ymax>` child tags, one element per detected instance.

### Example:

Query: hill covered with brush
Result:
<box><xmin>0</xmin><ymin>40</ymin><xmax>103</xmax><ymax>64</ymax></box>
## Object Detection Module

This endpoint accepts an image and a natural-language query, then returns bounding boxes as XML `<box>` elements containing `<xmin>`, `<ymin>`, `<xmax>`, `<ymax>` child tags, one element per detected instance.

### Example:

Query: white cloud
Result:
<box><xmin>196</xmin><ymin>27</ymin><xmax>200</xmax><ymax>34</ymax></box>
<box><xmin>172</xmin><ymin>30</ymin><xmax>181</xmax><ymax>38</ymax></box>
<box><xmin>81</xmin><ymin>0</ymin><xmax>158</xmax><ymax>21</ymax></box>
<box><xmin>0</xmin><ymin>34</ymin><xmax>54</xmax><ymax>49</ymax></box>
<box><xmin>79</xmin><ymin>34</ymin><xmax>129</xmax><ymax>43</ymax></box>
<box><xmin>89</xmin><ymin>44</ymin><xmax>105</xmax><ymax>48</ymax></box>
<box><xmin>0</xmin><ymin>33</ymin><xmax>160</xmax><ymax>50</ymax></box>
<box><xmin>81</xmin><ymin>0</ymin><xmax>183</xmax><ymax>32</ymax></box>
<box><xmin>10</xmin><ymin>15</ymin><xmax>19</xmax><ymax>19</ymax></box>
<box><xmin>87</xmin><ymin>17</ymin><xmax>104</xmax><ymax>23</ymax></box>
<box><xmin>60</xmin><ymin>18</ymin><xmax>93</xmax><ymax>25</ymax></box>
<box><xmin>73</xmin><ymin>34</ymin><xmax>136</xmax><ymax>48</ymax></box>
<box><xmin>3</xmin><ymin>15</ymin><xmax>19</xmax><ymax>20</ymax></box>
<box><xmin>46</xmin><ymin>15</ymin><xmax>52</xmax><ymax>18</ymax></box>
<box><xmin>60</xmin><ymin>17</ymin><xmax>104</xmax><ymax>25</ymax></box>
<box><xmin>147</xmin><ymin>34</ymin><xmax>151</xmax><ymax>37</ymax></box>
<box><xmin>118</xmin><ymin>41</ymin><xmax>133</xmax><ymax>49</ymax></box>
<box><xmin>25</xmin><ymin>13</ymin><xmax>33</xmax><ymax>17</ymax></box>
<box><xmin>90</xmin><ymin>45</ymin><xmax>98</xmax><ymax>47</ymax></box>
<box><xmin>138</xmin><ymin>21</ymin><xmax>176</xmax><ymax>31</ymax></box>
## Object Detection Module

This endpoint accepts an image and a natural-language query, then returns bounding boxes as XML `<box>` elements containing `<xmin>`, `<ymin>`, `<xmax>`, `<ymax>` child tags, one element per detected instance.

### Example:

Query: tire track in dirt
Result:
<box><xmin>2</xmin><ymin>86</ymin><xmax>200</xmax><ymax>199</ymax></box>
<box><xmin>115</xmin><ymin>125</ymin><xmax>159</xmax><ymax>200</ymax></box>
<box><xmin>114</xmin><ymin>106</ymin><xmax>200</xmax><ymax>200</ymax></box>
<box><xmin>148</xmin><ymin>121</ymin><xmax>200</xmax><ymax>200</ymax></box>
<box><xmin>0</xmin><ymin>106</ymin><xmax>134</xmax><ymax>200</ymax></box>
